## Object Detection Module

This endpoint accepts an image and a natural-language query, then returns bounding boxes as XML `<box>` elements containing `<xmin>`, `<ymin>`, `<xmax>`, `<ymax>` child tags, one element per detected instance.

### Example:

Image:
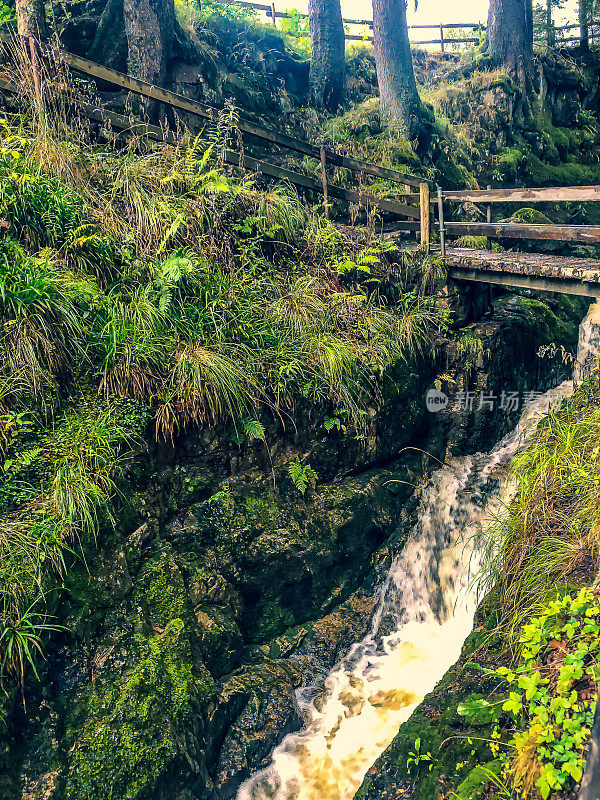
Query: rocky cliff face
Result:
<box><xmin>8</xmin><ymin>286</ymin><xmax>586</xmax><ymax>800</ymax></box>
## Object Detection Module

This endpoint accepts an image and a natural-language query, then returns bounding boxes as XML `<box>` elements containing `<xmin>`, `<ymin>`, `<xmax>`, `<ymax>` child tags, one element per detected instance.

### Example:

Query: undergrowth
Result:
<box><xmin>454</xmin><ymin>372</ymin><xmax>600</xmax><ymax>800</ymax></box>
<box><xmin>0</xmin><ymin>89</ymin><xmax>448</xmax><ymax>697</ymax></box>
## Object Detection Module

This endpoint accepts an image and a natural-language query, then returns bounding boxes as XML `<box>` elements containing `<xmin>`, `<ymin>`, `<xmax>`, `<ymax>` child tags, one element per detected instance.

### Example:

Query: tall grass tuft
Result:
<box><xmin>481</xmin><ymin>376</ymin><xmax>600</xmax><ymax>645</ymax></box>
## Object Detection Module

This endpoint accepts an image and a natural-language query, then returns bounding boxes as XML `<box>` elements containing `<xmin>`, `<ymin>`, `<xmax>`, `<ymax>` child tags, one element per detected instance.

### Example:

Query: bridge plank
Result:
<box><xmin>443</xmin><ymin>186</ymin><xmax>600</xmax><ymax>203</ymax></box>
<box><xmin>444</xmin><ymin>247</ymin><xmax>600</xmax><ymax>298</ymax></box>
<box><xmin>445</xmin><ymin>221</ymin><xmax>600</xmax><ymax>243</ymax></box>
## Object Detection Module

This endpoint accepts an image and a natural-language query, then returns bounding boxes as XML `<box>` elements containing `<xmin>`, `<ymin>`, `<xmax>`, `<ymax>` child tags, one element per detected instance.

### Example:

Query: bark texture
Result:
<box><xmin>16</xmin><ymin>0</ymin><xmax>48</xmax><ymax>40</ymax></box>
<box><xmin>487</xmin><ymin>0</ymin><xmax>533</xmax><ymax>85</ymax></box>
<box><xmin>308</xmin><ymin>0</ymin><xmax>345</xmax><ymax>111</ymax></box>
<box><xmin>579</xmin><ymin>0</ymin><xmax>590</xmax><ymax>50</ymax></box>
<box><xmin>372</xmin><ymin>0</ymin><xmax>421</xmax><ymax>137</ymax></box>
<box><xmin>88</xmin><ymin>0</ymin><xmax>128</xmax><ymax>71</ymax></box>
<box><xmin>124</xmin><ymin>0</ymin><xmax>175</xmax><ymax>85</ymax></box>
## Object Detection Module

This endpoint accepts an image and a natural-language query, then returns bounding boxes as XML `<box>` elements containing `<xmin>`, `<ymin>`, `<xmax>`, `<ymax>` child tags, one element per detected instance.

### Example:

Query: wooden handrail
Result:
<box><xmin>59</xmin><ymin>52</ymin><xmax>429</xmax><ymax>188</ymax></box>
<box><xmin>444</xmin><ymin>222</ymin><xmax>600</xmax><ymax>243</ymax></box>
<box><xmin>442</xmin><ymin>186</ymin><xmax>600</xmax><ymax>203</ymax></box>
<box><xmin>438</xmin><ymin>185</ymin><xmax>600</xmax><ymax>255</ymax></box>
<box><xmin>0</xmin><ymin>75</ymin><xmax>428</xmax><ymax>224</ymax></box>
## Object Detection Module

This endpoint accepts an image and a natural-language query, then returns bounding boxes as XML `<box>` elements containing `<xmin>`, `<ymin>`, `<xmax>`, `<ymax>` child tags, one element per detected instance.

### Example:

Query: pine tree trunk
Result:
<box><xmin>546</xmin><ymin>0</ymin><xmax>555</xmax><ymax>46</ymax></box>
<box><xmin>487</xmin><ymin>0</ymin><xmax>532</xmax><ymax>85</ymax></box>
<box><xmin>88</xmin><ymin>0</ymin><xmax>128</xmax><ymax>71</ymax></box>
<box><xmin>372</xmin><ymin>0</ymin><xmax>421</xmax><ymax>137</ymax></box>
<box><xmin>16</xmin><ymin>0</ymin><xmax>48</xmax><ymax>40</ymax></box>
<box><xmin>124</xmin><ymin>0</ymin><xmax>175</xmax><ymax>85</ymax></box>
<box><xmin>308</xmin><ymin>0</ymin><xmax>345</xmax><ymax>111</ymax></box>
<box><xmin>525</xmin><ymin>0</ymin><xmax>534</xmax><ymax>49</ymax></box>
<box><xmin>579</xmin><ymin>0</ymin><xmax>590</xmax><ymax>51</ymax></box>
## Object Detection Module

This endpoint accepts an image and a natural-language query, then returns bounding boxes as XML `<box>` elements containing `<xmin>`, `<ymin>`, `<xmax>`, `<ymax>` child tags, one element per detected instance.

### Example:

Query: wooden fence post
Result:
<box><xmin>320</xmin><ymin>146</ymin><xmax>329</xmax><ymax>219</ymax></box>
<box><xmin>486</xmin><ymin>185</ymin><xmax>492</xmax><ymax>250</ymax></box>
<box><xmin>270</xmin><ymin>1</ymin><xmax>276</xmax><ymax>26</ymax></box>
<box><xmin>420</xmin><ymin>182</ymin><xmax>430</xmax><ymax>254</ymax></box>
<box><xmin>437</xmin><ymin>187</ymin><xmax>446</xmax><ymax>257</ymax></box>
<box><xmin>440</xmin><ymin>23</ymin><xmax>445</xmax><ymax>53</ymax></box>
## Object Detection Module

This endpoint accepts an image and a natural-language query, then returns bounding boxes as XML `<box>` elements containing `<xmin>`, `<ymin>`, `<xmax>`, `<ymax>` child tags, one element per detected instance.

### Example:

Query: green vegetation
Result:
<box><xmin>483</xmin><ymin>376</ymin><xmax>600</xmax><ymax>640</ymax></box>
<box><xmin>495</xmin><ymin>590</ymin><xmax>598</xmax><ymax>799</ymax></box>
<box><xmin>0</xmin><ymin>102</ymin><xmax>448</xmax><ymax>701</ymax></box>
<box><xmin>65</xmin><ymin>618</ymin><xmax>210</xmax><ymax>800</ymax></box>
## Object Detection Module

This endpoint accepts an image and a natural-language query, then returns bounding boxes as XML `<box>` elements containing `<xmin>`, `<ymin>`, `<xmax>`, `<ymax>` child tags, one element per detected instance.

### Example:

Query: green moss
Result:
<box><xmin>524</xmin><ymin>154</ymin><xmax>600</xmax><ymax>186</ymax></box>
<box><xmin>510</xmin><ymin>207</ymin><xmax>552</xmax><ymax>224</ymax></box>
<box><xmin>496</xmin><ymin>147</ymin><xmax>524</xmax><ymax>183</ymax></box>
<box><xmin>240</xmin><ymin>494</ymin><xmax>280</xmax><ymax>532</ymax></box>
<box><xmin>134</xmin><ymin>543</ymin><xmax>188</xmax><ymax>628</ymax></box>
<box><xmin>66</xmin><ymin>620</ymin><xmax>213</xmax><ymax>800</ymax></box>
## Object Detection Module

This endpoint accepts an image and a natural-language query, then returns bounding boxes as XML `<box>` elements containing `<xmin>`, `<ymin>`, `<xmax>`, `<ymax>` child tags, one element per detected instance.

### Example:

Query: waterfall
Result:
<box><xmin>574</xmin><ymin>301</ymin><xmax>600</xmax><ymax>383</ymax></box>
<box><xmin>237</xmin><ymin>380</ymin><xmax>573</xmax><ymax>800</ymax></box>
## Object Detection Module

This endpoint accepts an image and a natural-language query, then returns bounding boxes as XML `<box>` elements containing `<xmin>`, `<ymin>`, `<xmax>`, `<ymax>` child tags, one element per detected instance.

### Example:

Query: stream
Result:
<box><xmin>237</xmin><ymin>304</ymin><xmax>600</xmax><ymax>800</ymax></box>
<box><xmin>237</xmin><ymin>381</ymin><xmax>578</xmax><ymax>800</ymax></box>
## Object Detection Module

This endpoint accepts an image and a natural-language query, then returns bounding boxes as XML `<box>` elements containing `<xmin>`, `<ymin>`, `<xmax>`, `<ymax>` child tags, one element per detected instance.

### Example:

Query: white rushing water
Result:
<box><xmin>237</xmin><ymin>380</ymin><xmax>575</xmax><ymax>800</ymax></box>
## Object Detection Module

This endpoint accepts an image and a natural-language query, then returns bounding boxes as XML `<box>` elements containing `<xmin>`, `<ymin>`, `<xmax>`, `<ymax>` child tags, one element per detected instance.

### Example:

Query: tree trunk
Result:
<box><xmin>546</xmin><ymin>0</ymin><xmax>555</xmax><ymax>47</ymax></box>
<box><xmin>124</xmin><ymin>0</ymin><xmax>175</xmax><ymax>85</ymax></box>
<box><xmin>579</xmin><ymin>0</ymin><xmax>590</xmax><ymax>50</ymax></box>
<box><xmin>88</xmin><ymin>0</ymin><xmax>128</xmax><ymax>71</ymax></box>
<box><xmin>16</xmin><ymin>0</ymin><xmax>48</xmax><ymax>40</ymax></box>
<box><xmin>525</xmin><ymin>0</ymin><xmax>534</xmax><ymax>49</ymax></box>
<box><xmin>487</xmin><ymin>0</ymin><xmax>532</xmax><ymax>85</ymax></box>
<box><xmin>308</xmin><ymin>0</ymin><xmax>345</xmax><ymax>111</ymax></box>
<box><xmin>372</xmin><ymin>0</ymin><xmax>421</xmax><ymax>137</ymax></box>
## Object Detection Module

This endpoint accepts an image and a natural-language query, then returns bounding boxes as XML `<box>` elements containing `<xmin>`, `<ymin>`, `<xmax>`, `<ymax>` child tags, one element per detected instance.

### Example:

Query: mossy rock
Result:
<box><xmin>65</xmin><ymin>620</ymin><xmax>214</xmax><ymax>800</ymax></box>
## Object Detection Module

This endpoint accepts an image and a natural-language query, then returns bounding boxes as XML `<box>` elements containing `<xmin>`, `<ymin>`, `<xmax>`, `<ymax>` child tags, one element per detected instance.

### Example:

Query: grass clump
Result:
<box><xmin>482</xmin><ymin>374</ymin><xmax>600</xmax><ymax>643</ymax></box>
<box><xmin>0</xmin><ymin>99</ymin><xmax>448</xmax><ymax>698</ymax></box>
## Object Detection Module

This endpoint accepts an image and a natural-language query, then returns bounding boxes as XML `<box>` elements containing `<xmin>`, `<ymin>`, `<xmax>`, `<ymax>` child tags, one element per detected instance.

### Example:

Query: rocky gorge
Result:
<box><xmin>9</xmin><ymin>281</ymin><xmax>587</xmax><ymax>800</ymax></box>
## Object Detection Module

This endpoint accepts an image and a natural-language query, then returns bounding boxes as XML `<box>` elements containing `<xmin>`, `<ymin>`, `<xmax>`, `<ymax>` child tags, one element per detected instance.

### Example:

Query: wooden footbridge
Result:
<box><xmin>1</xmin><ymin>34</ymin><xmax>600</xmax><ymax>300</ymax></box>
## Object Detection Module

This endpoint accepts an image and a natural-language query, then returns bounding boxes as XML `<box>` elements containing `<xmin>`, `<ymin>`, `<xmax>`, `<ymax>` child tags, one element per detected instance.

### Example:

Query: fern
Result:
<box><xmin>288</xmin><ymin>459</ymin><xmax>317</xmax><ymax>496</ymax></box>
<box><xmin>243</xmin><ymin>419</ymin><xmax>265</xmax><ymax>442</ymax></box>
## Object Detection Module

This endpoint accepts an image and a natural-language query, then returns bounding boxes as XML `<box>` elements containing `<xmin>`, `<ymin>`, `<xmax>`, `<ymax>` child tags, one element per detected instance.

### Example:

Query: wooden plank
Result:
<box><xmin>445</xmin><ymin>221</ymin><xmax>600</xmax><ymax>243</ymax></box>
<box><xmin>420</xmin><ymin>182</ymin><xmax>431</xmax><ymax>252</ymax></box>
<box><xmin>449</xmin><ymin>266</ymin><xmax>600</xmax><ymax>299</ymax></box>
<box><xmin>225</xmin><ymin>151</ymin><xmax>422</xmax><ymax>218</ymax></box>
<box><xmin>443</xmin><ymin>186</ymin><xmax>600</xmax><ymax>203</ymax></box>
<box><xmin>62</xmin><ymin>52</ymin><xmax>428</xmax><ymax>187</ymax></box>
<box><xmin>382</xmin><ymin>221</ymin><xmax>422</xmax><ymax>232</ymax></box>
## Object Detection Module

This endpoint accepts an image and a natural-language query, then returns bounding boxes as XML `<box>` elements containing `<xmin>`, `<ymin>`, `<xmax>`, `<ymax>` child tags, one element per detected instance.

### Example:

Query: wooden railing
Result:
<box><xmin>218</xmin><ymin>1</ymin><xmax>484</xmax><ymax>50</ymax></box>
<box><xmin>437</xmin><ymin>185</ymin><xmax>600</xmax><ymax>255</ymax></box>
<box><xmin>222</xmin><ymin>0</ymin><xmax>600</xmax><ymax>52</ymax></box>
<box><xmin>0</xmin><ymin>37</ymin><xmax>433</xmax><ymax>246</ymax></box>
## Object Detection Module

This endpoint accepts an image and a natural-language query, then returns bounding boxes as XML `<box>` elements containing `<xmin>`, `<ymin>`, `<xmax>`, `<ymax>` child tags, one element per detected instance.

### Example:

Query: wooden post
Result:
<box><xmin>486</xmin><ymin>185</ymin><xmax>492</xmax><ymax>250</ymax></box>
<box><xmin>320</xmin><ymin>146</ymin><xmax>329</xmax><ymax>219</ymax></box>
<box><xmin>270</xmin><ymin>1</ymin><xmax>276</xmax><ymax>26</ymax></box>
<box><xmin>440</xmin><ymin>23</ymin><xmax>445</xmax><ymax>53</ymax></box>
<box><xmin>437</xmin><ymin>187</ymin><xmax>446</xmax><ymax>257</ymax></box>
<box><xmin>28</xmin><ymin>36</ymin><xmax>41</xmax><ymax>102</ymax></box>
<box><xmin>420</xmin><ymin>182</ymin><xmax>430</xmax><ymax>254</ymax></box>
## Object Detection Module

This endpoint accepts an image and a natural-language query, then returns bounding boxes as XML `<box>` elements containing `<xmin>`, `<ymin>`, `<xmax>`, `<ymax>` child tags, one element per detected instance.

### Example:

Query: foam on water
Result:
<box><xmin>237</xmin><ymin>381</ymin><xmax>573</xmax><ymax>800</ymax></box>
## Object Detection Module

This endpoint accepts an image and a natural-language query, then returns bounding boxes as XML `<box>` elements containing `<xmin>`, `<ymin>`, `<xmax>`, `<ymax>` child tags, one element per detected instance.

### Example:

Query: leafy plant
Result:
<box><xmin>457</xmin><ymin>695</ymin><xmax>503</xmax><ymax>726</ymax></box>
<box><xmin>0</xmin><ymin>598</ymin><xmax>65</xmax><ymax>697</ymax></box>
<box><xmin>406</xmin><ymin>737</ymin><xmax>434</xmax><ymax>776</ymax></box>
<box><xmin>494</xmin><ymin>590</ymin><xmax>599</xmax><ymax>799</ymax></box>
<box><xmin>288</xmin><ymin>459</ymin><xmax>317</xmax><ymax>496</ymax></box>
<box><xmin>336</xmin><ymin>246</ymin><xmax>380</xmax><ymax>277</ymax></box>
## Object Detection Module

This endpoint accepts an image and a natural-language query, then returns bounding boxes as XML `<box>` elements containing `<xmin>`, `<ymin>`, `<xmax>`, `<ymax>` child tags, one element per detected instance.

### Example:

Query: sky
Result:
<box><xmin>278</xmin><ymin>0</ymin><xmax>579</xmax><ymax>28</ymax></box>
